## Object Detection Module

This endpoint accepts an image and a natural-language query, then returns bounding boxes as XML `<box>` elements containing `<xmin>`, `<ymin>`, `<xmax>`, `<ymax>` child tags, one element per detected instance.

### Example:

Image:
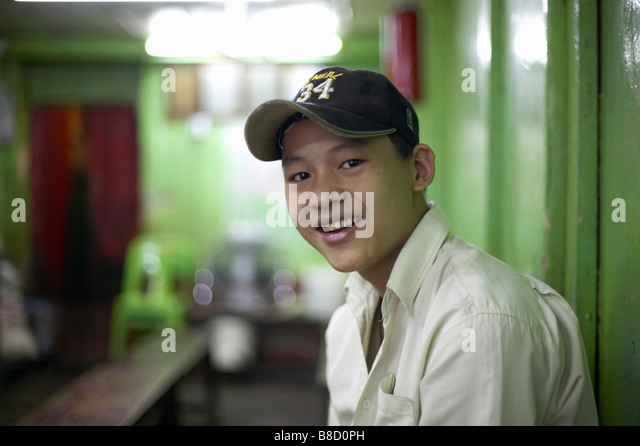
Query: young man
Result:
<box><xmin>244</xmin><ymin>66</ymin><xmax>598</xmax><ymax>425</ymax></box>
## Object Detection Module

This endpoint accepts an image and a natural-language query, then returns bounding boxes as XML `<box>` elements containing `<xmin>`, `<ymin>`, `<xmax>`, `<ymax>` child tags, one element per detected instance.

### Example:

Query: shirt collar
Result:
<box><xmin>343</xmin><ymin>201</ymin><xmax>450</xmax><ymax>316</ymax></box>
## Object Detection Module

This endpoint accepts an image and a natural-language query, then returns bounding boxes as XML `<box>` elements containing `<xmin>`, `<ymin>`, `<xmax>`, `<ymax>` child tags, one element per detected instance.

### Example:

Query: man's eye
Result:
<box><xmin>340</xmin><ymin>159</ymin><xmax>363</xmax><ymax>169</ymax></box>
<box><xmin>289</xmin><ymin>172</ymin><xmax>310</xmax><ymax>182</ymax></box>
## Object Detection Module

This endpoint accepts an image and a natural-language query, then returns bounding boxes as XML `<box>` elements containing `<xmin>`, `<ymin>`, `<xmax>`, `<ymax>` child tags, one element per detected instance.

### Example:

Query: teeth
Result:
<box><xmin>321</xmin><ymin>216</ymin><xmax>361</xmax><ymax>232</ymax></box>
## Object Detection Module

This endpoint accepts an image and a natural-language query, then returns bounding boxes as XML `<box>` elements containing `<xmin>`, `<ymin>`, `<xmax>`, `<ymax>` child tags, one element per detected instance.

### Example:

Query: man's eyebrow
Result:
<box><xmin>282</xmin><ymin>140</ymin><xmax>368</xmax><ymax>167</ymax></box>
<box><xmin>282</xmin><ymin>155</ymin><xmax>305</xmax><ymax>168</ymax></box>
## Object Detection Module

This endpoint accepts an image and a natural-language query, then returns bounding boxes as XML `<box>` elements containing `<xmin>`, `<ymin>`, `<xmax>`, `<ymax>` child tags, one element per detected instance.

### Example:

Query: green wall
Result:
<box><xmin>535</xmin><ymin>0</ymin><xmax>639</xmax><ymax>425</ymax></box>
<box><xmin>545</xmin><ymin>0</ymin><xmax>599</xmax><ymax>391</ymax></box>
<box><xmin>0</xmin><ymin>61</ymin><xmax>30</xmax><ymax>272</ymax></box>
<box><xmin>136</xmin><ymin>65</ymin><xmax>224</xmax><ymax>259</ymax></box>
<box><xmin>417</xmin><ymin>0</ymin><xmax>491</xmax><ymax>251</ymax></box>
<box><xmin>598</xmin><ymin>0</ymin><xmax>640</xmax><ymax>426</ymax></box>
<box><xmin>417</xmin><ymin>0</ymin><xmax>548</xmax><ymax>277</ymax></box>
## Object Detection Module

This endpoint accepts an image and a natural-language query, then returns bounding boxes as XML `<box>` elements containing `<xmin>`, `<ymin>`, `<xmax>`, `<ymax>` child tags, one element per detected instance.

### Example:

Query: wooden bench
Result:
<box><xmin>15</xmin><ymin>327</ymin><xmax>211</xmax><ymax>426</ymax></box>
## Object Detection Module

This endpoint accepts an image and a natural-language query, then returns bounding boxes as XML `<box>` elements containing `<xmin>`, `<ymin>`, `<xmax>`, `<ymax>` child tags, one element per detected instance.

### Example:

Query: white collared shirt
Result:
<box><xmin>325</xmin><ymin>202</ymin><xmax>599</xmax><ymax>425</ymax></box>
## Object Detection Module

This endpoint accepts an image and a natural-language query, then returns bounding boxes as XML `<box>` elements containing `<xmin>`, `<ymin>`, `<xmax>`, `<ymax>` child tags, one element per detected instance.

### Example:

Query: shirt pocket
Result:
<box><xmin>374</xmin><ymin>375</ymin><xmax>415</xmax><ymax>425</ymax></box>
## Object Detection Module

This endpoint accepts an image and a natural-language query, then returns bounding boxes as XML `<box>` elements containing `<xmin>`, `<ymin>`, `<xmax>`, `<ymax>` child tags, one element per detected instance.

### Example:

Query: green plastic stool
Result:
<box><xmin>109</xmin><ymin>232</ymin><xmax>198</xmax><ymax>358</ymax></box>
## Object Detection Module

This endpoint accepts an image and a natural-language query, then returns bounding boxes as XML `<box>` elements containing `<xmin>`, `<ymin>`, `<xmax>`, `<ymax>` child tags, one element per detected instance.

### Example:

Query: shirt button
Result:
<box><xmin>361</xmin><ymin>400</ymin><xmax>371</xmax><ymax>409</ymax></box>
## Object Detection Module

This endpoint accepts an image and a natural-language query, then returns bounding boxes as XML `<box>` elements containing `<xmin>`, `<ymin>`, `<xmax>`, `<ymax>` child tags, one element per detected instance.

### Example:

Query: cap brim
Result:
<box><xmin>244</xmin><ymin>100</ymin><xmax>396</xmax><ymax>161</ymax></box>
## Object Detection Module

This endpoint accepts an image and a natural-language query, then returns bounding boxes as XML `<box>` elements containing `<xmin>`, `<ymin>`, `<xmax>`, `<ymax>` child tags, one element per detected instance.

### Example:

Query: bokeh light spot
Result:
<box><xmin>194</xmin><ymin>268</ymin><xmax>214</xmax><ymax>288</ymax></box>
<box><xmin>193</xmin><ymin>283</ymin><xmax>213</xmax><ymax>305</ymax></box>
<box><xmin>273</xmin><ymin>269</ymin><xmax>296</xmax><ymax>288</ymax></box>
<box><xmin>273</xmin><ymin>285</ymin><xmax>296</xmax><ymax>307</ymax></box>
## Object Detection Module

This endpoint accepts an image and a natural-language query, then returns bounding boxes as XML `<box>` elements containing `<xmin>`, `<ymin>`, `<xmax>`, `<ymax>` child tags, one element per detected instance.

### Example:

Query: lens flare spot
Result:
<box><xmin>194</xmin><ymin>268</ymin><xmax>214</xmax><ymax>288</ymax></box>
<box><xmin>273</xmin><ymin>285</ymin><xmax>296</xmax><ymax>307</ymax></box>
<box><xmin>193</xmin><ymin>283</ymin><xmax>213</xmax><ymax>305</ymax></box>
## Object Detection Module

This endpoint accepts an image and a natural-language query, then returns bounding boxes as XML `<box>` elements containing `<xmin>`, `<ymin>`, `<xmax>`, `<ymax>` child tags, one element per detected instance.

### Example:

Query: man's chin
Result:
<box><xmin>299</xmin><ymin>230</ymin><xmax>364</xmax><ymax>272</ymax></box>
<box><xmin>318</xmin><ymin>251</ymin><xmax>363</xmax><ymax>273</ymax></box>
<box><xmin>326</xmin><ymin>261</ymin><xmax>358</xmax><ymax>274</ymax></box>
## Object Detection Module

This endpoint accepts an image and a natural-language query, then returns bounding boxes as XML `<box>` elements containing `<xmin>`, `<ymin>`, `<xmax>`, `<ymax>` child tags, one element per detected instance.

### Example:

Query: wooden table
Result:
<box><xmin>16</xmin><ymin>327</ymin><xmax>210</xmax><ymax>426</ymax></box>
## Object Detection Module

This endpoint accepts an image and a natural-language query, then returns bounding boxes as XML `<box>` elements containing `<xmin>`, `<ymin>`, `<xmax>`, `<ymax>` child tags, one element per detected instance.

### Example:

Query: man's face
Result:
<box><xmin>280</xmin><ymin>119</ymin><xmax>422</xmax><ymax>276</ymax></box>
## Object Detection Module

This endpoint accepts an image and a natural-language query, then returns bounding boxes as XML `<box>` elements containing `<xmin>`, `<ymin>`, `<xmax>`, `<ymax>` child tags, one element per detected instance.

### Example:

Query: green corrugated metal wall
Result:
<box><xmin>542</xmin><ymin>0</ymin><xmax>639</xmax><ymax>425</ymax></box>
<box><xmin>545</xmin><ymin>0</ymin><xmax>599</xmax><ymax>400</ymax></box>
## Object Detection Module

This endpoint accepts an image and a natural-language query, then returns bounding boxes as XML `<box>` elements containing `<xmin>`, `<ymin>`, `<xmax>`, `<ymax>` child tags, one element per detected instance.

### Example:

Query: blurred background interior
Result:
<box><xmin>0</xmin><ymin>0</ymin><xmax>638</xmax><ymax>426</ymax></box>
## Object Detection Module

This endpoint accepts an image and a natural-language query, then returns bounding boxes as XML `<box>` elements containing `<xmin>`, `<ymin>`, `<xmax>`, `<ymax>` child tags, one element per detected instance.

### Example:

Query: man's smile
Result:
<box><xmin>319</xmin><ymin>215</ymin><xmax>363</xmax><ymax>233</ymax></box>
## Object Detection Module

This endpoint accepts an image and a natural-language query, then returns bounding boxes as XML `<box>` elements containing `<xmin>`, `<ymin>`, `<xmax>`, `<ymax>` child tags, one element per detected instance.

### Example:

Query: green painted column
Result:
<box><xmin>418</xmin><ymin>0</ymin><xmax>491</xmax><ymax>250</ymax></box>
<box><xmin>598</xmin><ymin>0</ymin><xmax>640</xmax><ymax>426</ymax></box>
<box><xmin>420</xmin><ymin>0</ymin><xmax>547</xmax><ymax>276</ymax></box>
<box><xmin>546</xmin><ymin>0</ymin><xmax>640</xmax><ymax>425</ymax></box>
<box><xmin>487</xmin><ymin>0</ymin><xmax>508</xmax><ymax>258</ymax></box>
<box><xmin>545</xmin><ymin>0</ymin><xmax>599</xmax><ymax>390</ymax></box>
<box><xmin>487</xmin><ymin>0</ymin><xmax>548</xmax><ymax>279</ymax></box>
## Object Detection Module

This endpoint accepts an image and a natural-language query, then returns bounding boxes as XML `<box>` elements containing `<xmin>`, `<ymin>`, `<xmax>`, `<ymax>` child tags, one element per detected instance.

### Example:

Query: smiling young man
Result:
<box><xmin>244</xmin><ymin>67</ymin><xmax>598</xmax><ymax>425</ymax></box>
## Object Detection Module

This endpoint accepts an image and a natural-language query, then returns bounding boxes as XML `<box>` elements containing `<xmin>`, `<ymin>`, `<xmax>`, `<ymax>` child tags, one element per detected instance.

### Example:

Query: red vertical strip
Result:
<box><xmin>86</xmin><ymin>106</ymin><xmax>139</xmax><ymax>263</ymax></box>
<box><xmin>384</xmin><ymin>8</ymin><xmax>421</xmax><ymax>101</ymax></box>
<box><xmin>29</xmin><ymin>107</ymin><xmax>76</xmax><ymax>295</ymax></box>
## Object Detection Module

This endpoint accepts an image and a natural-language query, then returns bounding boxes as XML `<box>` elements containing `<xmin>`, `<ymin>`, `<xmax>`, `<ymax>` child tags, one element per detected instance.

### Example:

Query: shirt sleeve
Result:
<box><xmin>417</xmin><ymin>312</ymin><xmax>598</xmax><ymax>425</ymax></box>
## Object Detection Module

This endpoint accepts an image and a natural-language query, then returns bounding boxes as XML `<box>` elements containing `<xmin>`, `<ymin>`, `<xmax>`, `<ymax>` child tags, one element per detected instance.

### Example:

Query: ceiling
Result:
<box><xmin>0</xmin><ymin>0</ymin><xmax>401</xmax><ymax>41</ymax></box>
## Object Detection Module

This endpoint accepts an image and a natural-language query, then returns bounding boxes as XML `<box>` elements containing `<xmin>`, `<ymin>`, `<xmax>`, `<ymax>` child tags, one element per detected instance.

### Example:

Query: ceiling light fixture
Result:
<box><xmin>16</xmin><ymin>1</ymin><xmax>274</xmax><ymax>3</ymax></box>
<box><xmin>144</xmin><ymin>2</ymin><xmax>342</xmax><ymax>62</ymax></box>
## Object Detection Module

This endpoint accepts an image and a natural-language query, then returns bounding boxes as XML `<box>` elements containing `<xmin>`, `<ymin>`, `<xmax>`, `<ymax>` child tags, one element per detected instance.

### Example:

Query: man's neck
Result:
<box><xmin>360</xmin><ymin>199</ymin><xmax>429</xmax><ymax>297</ymax></box>
<box><xmin>359</xmin><ymin>245</ymin><xmax>403</xmax><ymax>297</ymax></box>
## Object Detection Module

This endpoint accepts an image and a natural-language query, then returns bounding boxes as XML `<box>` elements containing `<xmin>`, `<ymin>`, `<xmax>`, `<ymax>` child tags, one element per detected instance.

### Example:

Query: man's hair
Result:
<box><xmin>388</xmin><ymin>132</ymin><xmax>414</xmax><ymax>159</ymax></box>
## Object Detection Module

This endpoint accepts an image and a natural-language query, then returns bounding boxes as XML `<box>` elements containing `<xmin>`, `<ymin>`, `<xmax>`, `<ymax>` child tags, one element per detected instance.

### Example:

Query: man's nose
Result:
<box><xmin>307</xmin><ymin>176</ymin><xmax>346</xmax><ymax>220</ymax></box>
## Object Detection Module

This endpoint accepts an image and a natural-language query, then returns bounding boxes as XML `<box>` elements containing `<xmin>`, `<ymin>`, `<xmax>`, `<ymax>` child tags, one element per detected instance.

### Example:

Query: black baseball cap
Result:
<box><xmin>244</xmin><ymin>66</ymin><xmax>420</xmax><ymax>161</ymax></box>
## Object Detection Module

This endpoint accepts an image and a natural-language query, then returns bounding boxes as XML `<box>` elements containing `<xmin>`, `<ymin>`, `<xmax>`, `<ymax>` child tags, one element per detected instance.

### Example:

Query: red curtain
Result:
<box><xmin>30</xmin><ymin>107</ymin><xmax>78</xmax><ymax>296</ymax></box>
<box><xmin>86</xmin><ymin>106</ymin><xmax>139</xmax><ymax>264</ymax></box>
<box><xmin>29</xmin><ymin>105</ymin><xmax>139</xmax><ymax>299</ymax></box>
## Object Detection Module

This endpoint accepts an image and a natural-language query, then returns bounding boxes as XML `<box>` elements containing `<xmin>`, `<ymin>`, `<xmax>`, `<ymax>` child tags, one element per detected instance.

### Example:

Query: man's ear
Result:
<box><xmin>412</xmin><ymin>144</ymin><xmax>435</xmax><ymax>192</ymax></box>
